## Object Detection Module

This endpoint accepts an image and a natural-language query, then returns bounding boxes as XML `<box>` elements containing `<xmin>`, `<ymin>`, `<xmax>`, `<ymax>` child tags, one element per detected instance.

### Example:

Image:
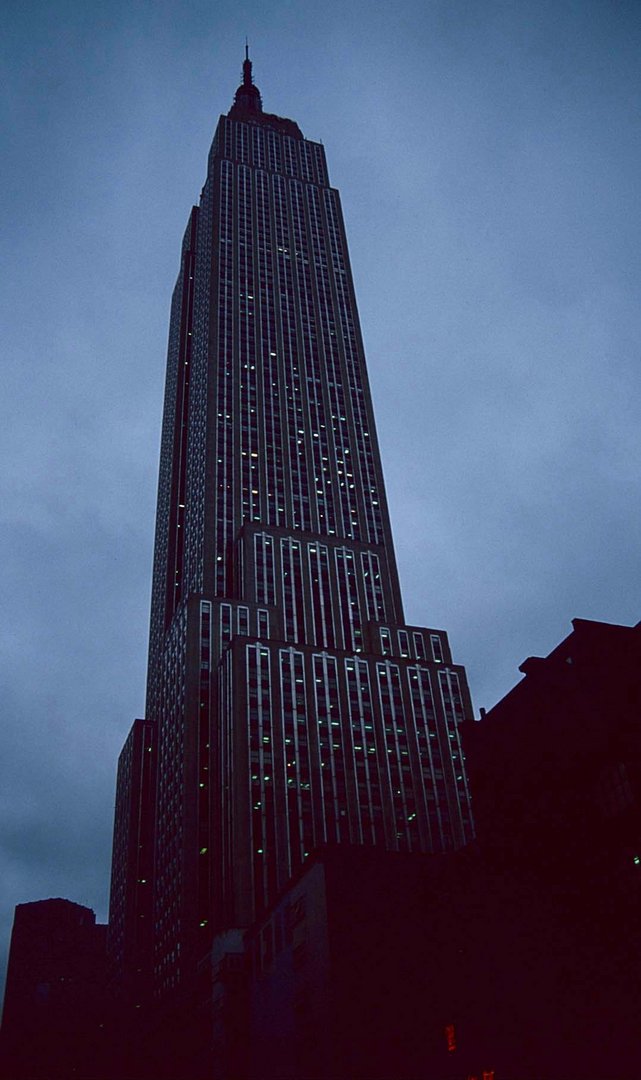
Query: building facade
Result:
<box><xmin>112</xmin><ymin>51</ymin><xmax>475</xmax><ymax>1001</ymax></box>
<box><xmin>107</xmin><ymin>718</ymin><xmax>156</xmax><ymax>1005</ymax></box>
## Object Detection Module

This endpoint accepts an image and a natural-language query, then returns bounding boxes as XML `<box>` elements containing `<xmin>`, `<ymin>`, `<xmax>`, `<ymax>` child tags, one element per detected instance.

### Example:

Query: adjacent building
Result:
<box><xmin>244</xmin><ymin>845</ymin><xmax>496</xmax><ymax>1080</ymax></box>
<box><xmin>465</xmin><ymin>617</ymin><xmax>641</xmax><ymax>878</ymax></box>
<box><xmin>107</xmin><ymin>718</ymin><xmax>156</xmax><ymax>1006</ymax></box>
<box><xmin>461</xmin><ymin>617</ymin><xmax>641</xmax><ymax>1079</ymax></box>
<box><xmin>0</xmin><ymin>900</ymin><xmax>109</xmax><ymax>1080</ymax></box>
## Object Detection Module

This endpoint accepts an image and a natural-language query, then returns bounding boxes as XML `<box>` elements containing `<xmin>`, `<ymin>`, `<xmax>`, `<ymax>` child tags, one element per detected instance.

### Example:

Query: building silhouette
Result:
<box><xmin>460</xmin><ymin>617</ymin><xmax>641</xmax><ymax>1079</ymax></box>
<box><xmin>0</xmin><ymin>900</ymin><xmax>109</xmax><ymax>1079</ymax></box>
<box><xmin>465</xmin><ymin>617</ymin><xmax>641</xmax><ymax>880</ymax></box>
<box><xmin>109</xmin><ymin>48</ymin><xmax>475</xmax><ymax>1026</ymax></box>
<box><xmin>107</xmin><ymin>718</ymin><xmax>156</xmax><ymax>1008</ymax></box>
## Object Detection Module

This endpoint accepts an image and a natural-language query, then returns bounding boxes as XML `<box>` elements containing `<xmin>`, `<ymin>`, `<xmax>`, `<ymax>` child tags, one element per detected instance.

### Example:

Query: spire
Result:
<box><xmin>242</xmin><ymin>39</ymin><xmax>252</xmax><ymax>87</ymax></box>
<box><xmin>231</xmin><ymin>40</ymin><xmax>263</xmax><ymax>116</ymax></box>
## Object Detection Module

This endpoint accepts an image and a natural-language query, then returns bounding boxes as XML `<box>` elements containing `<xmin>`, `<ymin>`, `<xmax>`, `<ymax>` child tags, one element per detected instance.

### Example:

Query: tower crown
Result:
<box><xmin>232</xmin><ymin>43</ymin><xmax>262</xmax><ymax>115</ymax></box>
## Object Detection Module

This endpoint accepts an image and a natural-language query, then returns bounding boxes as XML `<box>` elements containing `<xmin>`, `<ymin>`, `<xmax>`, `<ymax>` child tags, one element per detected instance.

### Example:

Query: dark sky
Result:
<box><xmin>2</xmin><ymin>0</ymin><xmax>640</xmax><ymax>1001</ymax></box>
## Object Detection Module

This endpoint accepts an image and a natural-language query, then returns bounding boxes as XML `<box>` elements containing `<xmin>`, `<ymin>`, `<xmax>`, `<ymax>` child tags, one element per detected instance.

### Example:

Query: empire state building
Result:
<box><xmin>109</xmin><ymin>51</ymin><xmax>474</xmax><ymax>1002</ymax></box>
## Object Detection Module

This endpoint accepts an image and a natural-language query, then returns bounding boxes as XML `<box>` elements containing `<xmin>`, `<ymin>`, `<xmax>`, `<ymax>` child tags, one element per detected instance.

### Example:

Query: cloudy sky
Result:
<box><xmin>2</xmin><ymin>0</ymin><xmax>640</xmax><ymax>999</ymax></box>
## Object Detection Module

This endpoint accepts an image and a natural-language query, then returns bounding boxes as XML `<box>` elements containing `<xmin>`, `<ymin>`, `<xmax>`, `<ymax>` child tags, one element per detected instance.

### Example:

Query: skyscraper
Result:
<box><xmin>110</xmin><ymin>50</ymin><xmax>474</xmax><ymax>1004</ymax></box>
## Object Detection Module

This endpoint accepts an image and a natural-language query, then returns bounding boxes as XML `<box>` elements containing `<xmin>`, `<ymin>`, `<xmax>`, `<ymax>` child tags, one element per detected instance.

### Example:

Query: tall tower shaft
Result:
<box><xmin>124</xmin><ymin>55</ymin><xmax>474</xmax><ymax>998</ymax></box>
